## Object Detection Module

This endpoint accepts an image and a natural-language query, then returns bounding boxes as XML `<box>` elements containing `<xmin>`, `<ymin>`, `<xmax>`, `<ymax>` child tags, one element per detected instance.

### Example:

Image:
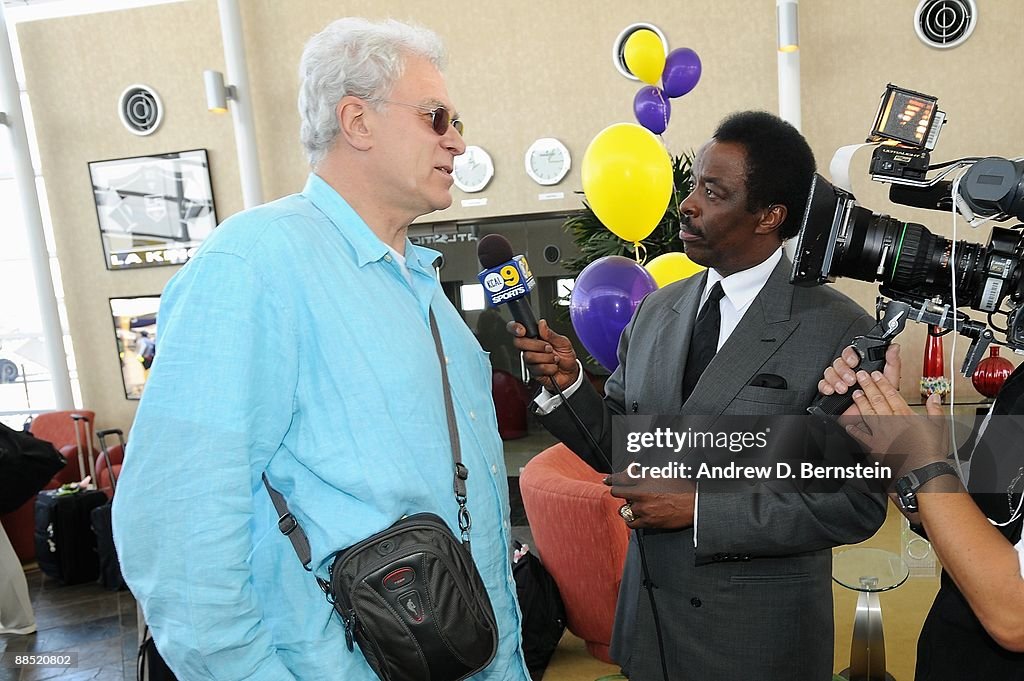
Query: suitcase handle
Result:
<box><xmin>96</xmin><ymin>449</ymin><xmax>119</xmax><ymax>493</ymax></box>
<box><xmin>95</xmin><ymin>428</ymin><xmax>125</xmax><ymax>493</ymax></box>
<box><xmin>70</xmin><ymin>413</ymin><xmax>94</xmax><ymax>484</ymax></box>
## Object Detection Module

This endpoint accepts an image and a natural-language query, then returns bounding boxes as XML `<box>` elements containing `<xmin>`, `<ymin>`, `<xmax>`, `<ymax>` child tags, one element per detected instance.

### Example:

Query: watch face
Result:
<box><xmin>895</xmin><ymin>477</ymin><xmax>917</xmax><ymax>512</ymax></box>
<box><xmin>525</xmin><ymin>138</ymin><xmax>570</xmax><ymax>186</ymax></box>
<box><xmin>453</xmin><ymin>145</ymin><xmax>494</xmax><ymax>193</ymax></box>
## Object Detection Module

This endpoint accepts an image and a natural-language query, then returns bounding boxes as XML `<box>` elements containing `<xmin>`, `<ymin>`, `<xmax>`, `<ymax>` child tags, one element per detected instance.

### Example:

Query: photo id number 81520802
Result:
<box><xmin>1</xmin><ymin>652</ymin><xmax>78</xmax><ymax>668</ymax></box>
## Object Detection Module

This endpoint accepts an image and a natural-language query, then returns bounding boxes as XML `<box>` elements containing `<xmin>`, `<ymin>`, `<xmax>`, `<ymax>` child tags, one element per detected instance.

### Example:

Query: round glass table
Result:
<box><xmin>833</xmin><ymin>547</ymin><xmax>910</xmax><ymax>681</ymax></box>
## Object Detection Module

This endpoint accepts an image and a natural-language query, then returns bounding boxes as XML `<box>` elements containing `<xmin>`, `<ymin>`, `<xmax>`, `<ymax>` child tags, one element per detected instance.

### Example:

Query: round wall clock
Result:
<box><xmin>525</xmin><ymin>138</ymin><xmax>571</xmax><ymax>186</ymax></box>
<box><xmin>453</xmin><ymin>145</ymin><xmax>494</xmax><ymax>193</ymax></box>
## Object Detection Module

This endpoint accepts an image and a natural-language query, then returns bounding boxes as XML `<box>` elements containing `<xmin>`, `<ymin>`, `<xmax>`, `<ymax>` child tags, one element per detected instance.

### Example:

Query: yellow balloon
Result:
<box><xmin>582</xmin><ymin>123</ymin><xmax>673</xmax><ymax>243</ymax></box>
<box><xmin>623</xmin><ymin>29</ymin><xmax>666</xmax><ymax>86</ymax></box>
<box><xmin>645</xmin><ymin>252</ymin><xmax>705</xmax><ymax>288</ymax></box>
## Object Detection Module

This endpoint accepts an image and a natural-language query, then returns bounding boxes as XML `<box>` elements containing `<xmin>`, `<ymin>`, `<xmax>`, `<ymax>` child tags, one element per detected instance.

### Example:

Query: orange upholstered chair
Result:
<box><xmin>31</xmin><ymin>411</ymin><xmax>97</xmax><ymax>483</ymax></box>
<box><xmin>518</xmin><ymin>443</ymin><xmax>630</xmax><ymax>664</ymax></box>
<box><xmin>0</xmin><ymin>410</ymin><xmax>96</xmax><ymax>562</ymax></box>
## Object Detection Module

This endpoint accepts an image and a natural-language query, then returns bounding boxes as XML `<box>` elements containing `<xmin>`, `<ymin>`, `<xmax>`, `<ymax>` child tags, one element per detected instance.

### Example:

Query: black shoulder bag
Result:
<box><xmin>263</xmin><ymin>310</ymin><xmax>498</xmax><ymax>681</ymax></box>
<box><xmin>0</xmin><ymin>422</ymin><xmax>66</xmax><ymax>514</ymax></box>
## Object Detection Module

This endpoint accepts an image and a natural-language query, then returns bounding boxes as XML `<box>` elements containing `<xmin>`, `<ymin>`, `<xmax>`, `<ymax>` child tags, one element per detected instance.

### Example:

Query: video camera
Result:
<box><xmin>791</xmin><ymin>84</ymin><xmax>1024</xmax><ymax>416</ymax></box>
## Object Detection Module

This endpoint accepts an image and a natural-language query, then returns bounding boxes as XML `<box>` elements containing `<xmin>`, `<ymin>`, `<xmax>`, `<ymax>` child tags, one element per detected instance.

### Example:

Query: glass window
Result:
<box><xmin>0</xmin><ymin>0</ymin><xmax>186</xmax><ymax>419</ymax></box>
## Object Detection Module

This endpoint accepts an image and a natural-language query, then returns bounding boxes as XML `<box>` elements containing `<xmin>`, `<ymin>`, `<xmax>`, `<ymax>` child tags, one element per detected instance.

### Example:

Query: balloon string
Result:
<box><xmin>659</xmin><ymin>88</ymin><xmax>669</xmax><ymax>133</ymax></box>
<box><xmin>652</xmin><ymin>87</ymin><xmax>681</xmax><ymax>228</ymax></box>
<box><xmin>633</xmin><ymin>241</ymin><xmax>647</xmax><ymax>265</ymax></box>
<box><xmin>670</xmin><ymin>173</ymin><xmax>682</xmax><ymax>222</ymax></box>
<box><xmin>668</xmin><ymin>155</ymin><xmax>684</xmax><ymax>231</ymax></box>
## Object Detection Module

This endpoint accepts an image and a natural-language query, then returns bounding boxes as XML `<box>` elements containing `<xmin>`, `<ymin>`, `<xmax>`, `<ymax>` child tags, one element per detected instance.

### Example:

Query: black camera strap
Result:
<box><xmin>263</xmin><ymin>307</ymin><xmax>475</xmax><ymax>575</ymax></box>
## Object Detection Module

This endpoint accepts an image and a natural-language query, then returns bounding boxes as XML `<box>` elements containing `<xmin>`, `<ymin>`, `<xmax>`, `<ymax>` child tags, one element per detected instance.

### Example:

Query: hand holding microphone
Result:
<box><xmin>509</xmin><ymin>319</ymin><xmax>580</xmax><ymax>392</ymax></box>
<box><xmin>476</xmin><ymin>234</ymin><xmax>580</xmax><ymax>391</ymax></box>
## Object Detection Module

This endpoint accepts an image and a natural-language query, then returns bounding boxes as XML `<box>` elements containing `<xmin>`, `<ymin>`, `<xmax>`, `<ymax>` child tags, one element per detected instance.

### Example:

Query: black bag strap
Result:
<box><xmin>263</xmin><ymin>307</ymin><xmax>473</xmax><ymax>573</ymax></box>
<box><xmin>137</xmin><ymin>625</ymin><xmax>148</xmax><ymax>681</ymax></box>
<box><xmin>138</xmin><ymin>624</ymin><xmax>177</xmax><ymax>681</ymax></box>
<box><xmin>262</xmin><ymin>473</ymin><xmax>316</xmax><ymax>571</ymax></box>
<box><xmin>427</xmin><ymin>309</ymin><xmax>472</xmax><ymax>543</ymax></box>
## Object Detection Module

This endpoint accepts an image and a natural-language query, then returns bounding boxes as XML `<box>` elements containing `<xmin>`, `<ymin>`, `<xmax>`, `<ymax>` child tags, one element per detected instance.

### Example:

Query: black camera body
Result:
<box><xmin>870</xmin><ymin>146</ymin><xmax>931</xmax><ymax>183</ymax></box>
<box><xmin>791</xmin><ymin>85</ymin><xmax>1024</xmax><ymax>379</ymax></box>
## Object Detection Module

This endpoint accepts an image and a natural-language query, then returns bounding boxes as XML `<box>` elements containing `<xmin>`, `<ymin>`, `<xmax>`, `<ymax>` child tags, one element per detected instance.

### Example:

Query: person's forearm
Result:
<box><xmin>536</xmin><ymin>378</ymin><xmax>617</xmax><ymax>473</ymax></box>
<box><xmin>917</xmin><ymin>481</ymin><xmax>1024</xmax><ymax>652</ymax></box>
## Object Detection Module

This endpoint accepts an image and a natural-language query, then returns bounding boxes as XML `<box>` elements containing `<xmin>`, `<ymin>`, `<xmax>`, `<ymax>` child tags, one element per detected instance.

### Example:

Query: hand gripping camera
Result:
<box><xmin>791</xmin><ymin>85</ymin><xmax>1024</xmax><ymax>417</ymax></box>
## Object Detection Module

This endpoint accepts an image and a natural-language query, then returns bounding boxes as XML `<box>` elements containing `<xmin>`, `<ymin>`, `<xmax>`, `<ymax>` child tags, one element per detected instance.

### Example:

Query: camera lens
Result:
<box><xmin>883</xmin><ymin>221</ymin><xmax>985</xmax><ymax>303</ymax></box>
<box><xmin>834</xmin><ymin>207</ymin><xmax>989</xmax><ymax>306</ymax></box>
<box><xmin>794</xmin><ymin>172</ymin><xmax>1024</xmax><ymax>323</ymax></box>
<box><xmin>834</xmin><ymin>210</ymin><xmax>903</xmax><ymax>282</ymax></box>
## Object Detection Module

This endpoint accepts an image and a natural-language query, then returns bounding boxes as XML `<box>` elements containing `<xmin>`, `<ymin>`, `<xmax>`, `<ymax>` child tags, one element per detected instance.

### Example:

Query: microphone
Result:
<box><xmin>476</xmin><ymin>234</ymin><xmax>539</xmax><ymax>338</ymax></box>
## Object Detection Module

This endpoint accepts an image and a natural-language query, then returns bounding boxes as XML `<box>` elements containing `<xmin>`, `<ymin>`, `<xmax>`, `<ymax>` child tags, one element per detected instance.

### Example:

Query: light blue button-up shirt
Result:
<box><xmin>113</xmin><ymin>174</ymin><xmax>529</xmax><ymax>681</ymax></box>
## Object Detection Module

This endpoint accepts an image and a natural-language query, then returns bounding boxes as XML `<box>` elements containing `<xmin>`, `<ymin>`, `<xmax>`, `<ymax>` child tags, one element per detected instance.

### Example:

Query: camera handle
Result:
<box><xmin>810</xmin><ymin>297</ymin><xmax>995</xmax><ymax>418</ymax></box>
<box><xmin>810</xmin><ymin>300</ymin><xmax>910</xmax><ymax>418</ymax></box>
<box><xmin>890</xmin><ymin>293</ymin><xmax>993</xmax><ymax>377</ymax></box>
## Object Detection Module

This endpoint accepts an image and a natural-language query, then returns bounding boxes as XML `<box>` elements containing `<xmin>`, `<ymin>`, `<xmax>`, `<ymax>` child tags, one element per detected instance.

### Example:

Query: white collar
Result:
<box><xmin>386</xmin><ymin>244</ymin><xmax>413</xmax><ymax>285</ymax></box>
<box><xmin>702</xmin><ymin>247</ymin><xmax>783</xmax><ymax>310</ymax></box>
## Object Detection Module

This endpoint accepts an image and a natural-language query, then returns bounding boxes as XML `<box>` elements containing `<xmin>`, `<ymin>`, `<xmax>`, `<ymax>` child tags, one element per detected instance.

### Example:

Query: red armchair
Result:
<box><xmin>491</xmin><ymin>369</ymin><xmax>530</xmax><ymax>440</ymax></box>
<box><xmin>0</xmin><ymin>410</ymin><xmax>95</xmax><ymax>562</ymax></box>
<box><xmin>518</xmin><ymin>443</ymin><xmax>630</xmax><ymax>664</ymax></box>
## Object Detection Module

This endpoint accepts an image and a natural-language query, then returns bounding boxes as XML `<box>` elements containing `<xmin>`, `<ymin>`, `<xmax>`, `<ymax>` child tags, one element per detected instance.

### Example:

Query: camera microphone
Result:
<box><xmin>476</xmin><ymin>234</ymin><xmax>539</xmax><ymax>339</ymax></box>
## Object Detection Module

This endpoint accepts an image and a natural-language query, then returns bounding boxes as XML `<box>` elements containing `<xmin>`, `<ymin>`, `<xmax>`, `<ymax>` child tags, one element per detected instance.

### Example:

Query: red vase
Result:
<box><xmin>920</xmin><ymin>326</ymin><xmax>949</xmax><ymax>399</ymax></box>
<box><xmin>972</xmin><ymin>346</ymin><xmax>1013</xmax><ymax>398</ymax></box>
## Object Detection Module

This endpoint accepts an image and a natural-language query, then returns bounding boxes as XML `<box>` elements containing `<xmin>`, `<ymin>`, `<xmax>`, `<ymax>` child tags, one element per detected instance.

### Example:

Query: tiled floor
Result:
<box><xmin>0</xmin><ymin>571</ymin><xmax>137</xmax><ymax>681</ymax></box>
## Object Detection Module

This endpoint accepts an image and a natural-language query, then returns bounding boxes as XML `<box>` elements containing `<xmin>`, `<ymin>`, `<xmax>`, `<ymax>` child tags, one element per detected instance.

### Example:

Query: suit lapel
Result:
<box><xmin>681</xmin><ymin>257</ymin><xmax>799</xmax><ymax>416</ymax></box>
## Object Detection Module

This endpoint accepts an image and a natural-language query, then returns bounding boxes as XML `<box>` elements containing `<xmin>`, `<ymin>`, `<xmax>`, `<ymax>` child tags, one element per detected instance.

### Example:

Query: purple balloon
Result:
<box><xmin>570</xmin><ymin>256</ymin><xmax>658</xmax><ymax>372</ymax></box>
<box><xmin>633</xmin><ymin>86</ymin><xmax>671</xmax><ymax>135</ymax></box>
<box><xmin>662</xmin><ymin>47</ymin><xmax>702</xmax><ymax>98</ymax></box>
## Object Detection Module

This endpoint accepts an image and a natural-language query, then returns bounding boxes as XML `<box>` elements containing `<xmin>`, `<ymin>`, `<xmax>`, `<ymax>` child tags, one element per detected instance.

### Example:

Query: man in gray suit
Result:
<box><xmin>510</xmin><ymin>111</ymin><xmax>886</xmax><ymax>680</ymax></box>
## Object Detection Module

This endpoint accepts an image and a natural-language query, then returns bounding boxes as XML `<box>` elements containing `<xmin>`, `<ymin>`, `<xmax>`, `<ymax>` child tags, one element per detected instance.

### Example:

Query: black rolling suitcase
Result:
<box><xmin>34</xmin><ymin>485</ymin><xmax>107</xmax><ymax>584</ymax></box>
<box><xmin>91</xmin><ymin>428</ymin><xmax>127</xmax><ymax>590</ymax></box>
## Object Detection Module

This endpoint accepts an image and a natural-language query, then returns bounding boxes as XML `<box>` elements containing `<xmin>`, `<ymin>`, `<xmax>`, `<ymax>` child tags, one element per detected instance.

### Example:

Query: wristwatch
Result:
<box><xmin>895</xmin><ymin>461</ymin><xmax>959</xmax><ymax>513</ymax></box>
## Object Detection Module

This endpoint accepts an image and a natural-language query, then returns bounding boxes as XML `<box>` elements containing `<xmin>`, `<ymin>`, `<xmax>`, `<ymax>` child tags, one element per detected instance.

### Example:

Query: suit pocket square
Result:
<box><xmin>748</xmin><ymin>373</ymin><xmax>788</xmax><ymax>390</ymax></box>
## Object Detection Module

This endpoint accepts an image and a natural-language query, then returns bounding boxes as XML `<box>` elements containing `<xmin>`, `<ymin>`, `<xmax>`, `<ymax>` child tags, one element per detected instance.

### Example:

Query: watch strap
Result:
<box><xmin>903</xmin><ymin>461</ymin><xmax>959</xmax><ymax>491</ymax></box>
<box><xmin>897</xmin><ymin>461</ymin><xmax>959</xmax><ymax>512</ymax></box>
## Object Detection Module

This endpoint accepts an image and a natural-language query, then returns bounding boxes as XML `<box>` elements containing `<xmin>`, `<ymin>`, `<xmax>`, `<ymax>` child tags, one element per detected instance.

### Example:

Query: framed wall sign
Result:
<box><xmin>109</xmin><ymin>296</ymin><xmax>160</xmax><ymax>400</ymax></box>
<box><xmin>89</xmin><ymin>149</ymin><xmax>217</xmax><ymax>270</ymax></box>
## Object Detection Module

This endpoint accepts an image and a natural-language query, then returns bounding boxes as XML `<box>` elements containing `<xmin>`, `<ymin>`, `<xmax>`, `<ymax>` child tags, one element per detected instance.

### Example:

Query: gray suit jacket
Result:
<box><xmin>539</xmin><ymin>256</ymin><xmax>887</xmax><ymax>681</ymax></box>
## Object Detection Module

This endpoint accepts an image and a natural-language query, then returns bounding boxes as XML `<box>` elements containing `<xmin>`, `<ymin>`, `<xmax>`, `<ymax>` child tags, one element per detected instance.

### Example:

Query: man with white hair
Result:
<box><xmin>114</xmin><ymin>18</ymin><xmax>530</xmax><ymax>681</ymax></box>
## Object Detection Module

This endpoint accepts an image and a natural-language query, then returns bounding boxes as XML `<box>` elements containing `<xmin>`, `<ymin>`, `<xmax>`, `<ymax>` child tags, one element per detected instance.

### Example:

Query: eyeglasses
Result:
<box><xmin>381</xmin><ymin>100</ymin><xmax>464</xmax><ymax>136</ymax></box>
